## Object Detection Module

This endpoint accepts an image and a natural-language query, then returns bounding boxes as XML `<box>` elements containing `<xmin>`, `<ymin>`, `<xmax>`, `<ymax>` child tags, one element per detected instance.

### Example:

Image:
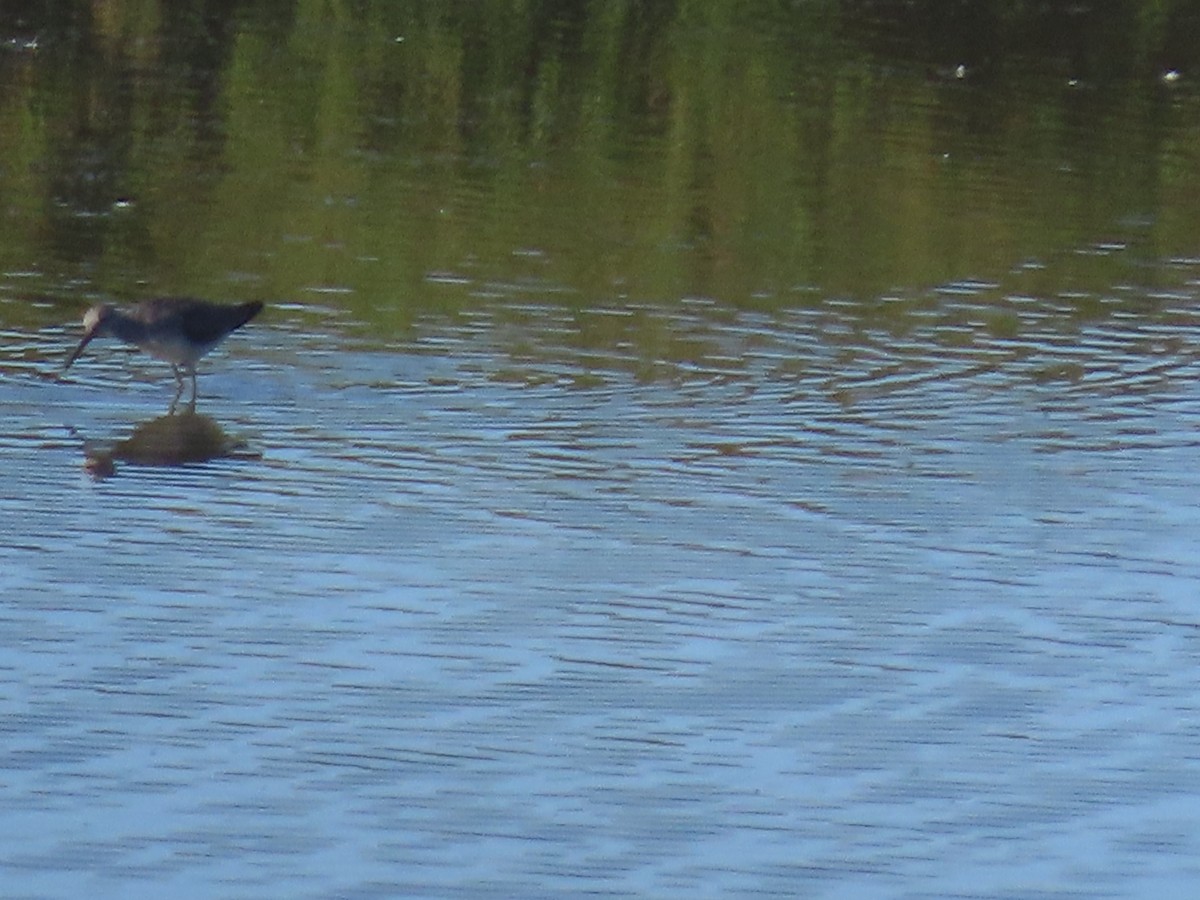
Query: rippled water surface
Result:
<box><xmin>3</xmin><ymin>1</ymin><xmax>1200</xmax><ymax>895</ymax></box>
<box><xmin>5</xmin><ymin>279</ymin><xmax>1200</xmax><ymax>897</ymax></box>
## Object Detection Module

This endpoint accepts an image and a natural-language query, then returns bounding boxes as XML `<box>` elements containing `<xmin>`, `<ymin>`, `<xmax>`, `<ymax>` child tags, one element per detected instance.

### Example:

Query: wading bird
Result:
<box><xmin>65</xmin><ymin>297</ymin><xmax>264</xmax><ymax>411</ymax></box>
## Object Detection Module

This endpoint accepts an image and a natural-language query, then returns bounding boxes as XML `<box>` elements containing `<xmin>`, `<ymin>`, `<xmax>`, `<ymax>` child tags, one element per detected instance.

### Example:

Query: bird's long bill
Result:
<box><xmin>64</xmin><ymin>327</ymin><xmax>98</xmax><ymax>371</ymax></box>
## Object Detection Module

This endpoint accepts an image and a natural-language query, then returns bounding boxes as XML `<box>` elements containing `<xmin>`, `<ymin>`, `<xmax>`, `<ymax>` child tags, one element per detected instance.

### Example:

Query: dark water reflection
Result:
<box><xmin>0</xmin><ymin>1</ymin><xmax>1198</xmax><ymax>315</ymax></box>
<box><xmin>77</xmin><ymin>411</ymin><xmax>258</xmax><ymax>477</ymax></box>
<box><xmin>7</xmin><ymin>289</ymin><xmax>1200</xmax><ymax>896</ymax></box>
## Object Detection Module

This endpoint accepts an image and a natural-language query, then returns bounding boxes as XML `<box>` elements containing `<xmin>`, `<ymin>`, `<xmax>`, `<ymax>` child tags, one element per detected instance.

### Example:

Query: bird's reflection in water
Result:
<box><xmin>83</xmin><ymin>411</ymin><xmax>261</xmax><ymax>478</ymax></box>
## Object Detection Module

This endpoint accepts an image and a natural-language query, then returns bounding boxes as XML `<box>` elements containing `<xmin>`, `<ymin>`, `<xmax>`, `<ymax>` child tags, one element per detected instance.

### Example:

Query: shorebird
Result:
<box><xmin>65</xmin><ymin>297</ymin><xmax>264</xmax><ymax>410</ymax></box>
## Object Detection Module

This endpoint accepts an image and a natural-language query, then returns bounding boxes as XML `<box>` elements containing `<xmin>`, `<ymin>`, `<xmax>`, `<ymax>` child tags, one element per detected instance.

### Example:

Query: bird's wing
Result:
<box><xmin>179</xmin><ymin>301</ymin><xmax>264</xmax><ymax>345</ymax></box>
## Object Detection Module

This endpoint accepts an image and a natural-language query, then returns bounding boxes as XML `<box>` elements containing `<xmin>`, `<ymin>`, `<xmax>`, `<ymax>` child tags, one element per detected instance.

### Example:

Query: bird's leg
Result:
<box><xmin>170</xmin><ymin>365</ymin><xmax>184</xmax><ymax>415</ymax></box>
<box><xmin>189</xmin><ymin>368</ymin><xmax>198</xmax><ymax>412</ymax></box>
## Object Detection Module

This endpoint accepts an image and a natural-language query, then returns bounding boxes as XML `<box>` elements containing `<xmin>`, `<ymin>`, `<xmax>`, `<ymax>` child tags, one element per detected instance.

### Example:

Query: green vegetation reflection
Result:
<box><xmin>1</xmin><ymin>1</ymin><xmax>1199</xmax><ymax>340</ymax></box>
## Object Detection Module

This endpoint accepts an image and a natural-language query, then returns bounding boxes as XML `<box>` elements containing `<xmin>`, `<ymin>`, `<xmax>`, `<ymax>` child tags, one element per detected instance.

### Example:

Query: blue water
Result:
<box><xmin>4</xmin><ymin>296</ymin><xmax>1200</xmax><ymax>898</ymax></box>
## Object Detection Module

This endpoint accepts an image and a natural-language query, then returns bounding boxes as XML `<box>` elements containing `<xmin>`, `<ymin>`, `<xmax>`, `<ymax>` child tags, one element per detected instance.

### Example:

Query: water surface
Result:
<box><xmin>7</xmin><ymin>283</ymin><xmax>1200</xmax><ymax>897</ymax></box>
<box><xmin>4</xmin><ymin>3</ymin><xmax>1200</xmax><ymax>898</ymax></box>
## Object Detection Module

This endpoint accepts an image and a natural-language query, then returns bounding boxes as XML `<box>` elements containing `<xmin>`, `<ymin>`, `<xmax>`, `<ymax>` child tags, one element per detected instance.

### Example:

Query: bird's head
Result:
<box><xmin>65</xmin><ymin>304</ymin><xmax>115</xmax><ymax>371</ymax></box>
